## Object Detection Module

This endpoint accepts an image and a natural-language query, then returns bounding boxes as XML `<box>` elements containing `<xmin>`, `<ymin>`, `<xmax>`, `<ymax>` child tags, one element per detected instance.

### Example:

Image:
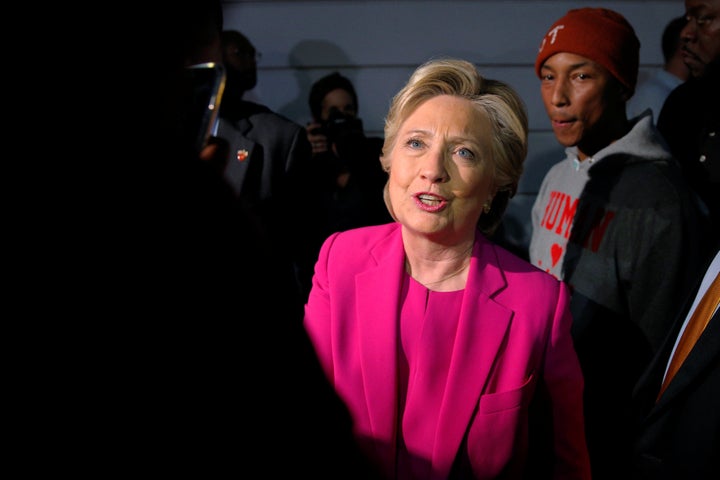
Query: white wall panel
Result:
<box><xmin>222</xmin><ymin>0</ymin><xmax>683</xmax><ymax>137</ymax></box>
<box><xmin>219</xmin><ymin>0</ymin><xmax>683</xmax><ymax>252</ymax></box>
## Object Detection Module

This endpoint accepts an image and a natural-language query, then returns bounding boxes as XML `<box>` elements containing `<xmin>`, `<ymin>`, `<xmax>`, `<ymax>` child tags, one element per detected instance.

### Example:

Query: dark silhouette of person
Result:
<box><xmin>293</xmin><ymin>72</ymin><xmax>393</xmax><ymax>298</ymax></box>
<box><xmin>632</xmin><ymin>238</ymin><xmax>720</xmax><ymax>479</ymax></box>
<box><xmin>217</xmin><ymin>29</ymin><xmax>314</xmax><ymax>309</ymax></box>
<box><xmin>657</xmin><ymin>0</ymin><xmax>720</xmax><ymax>247</ymax></box>
<box><xmin>94</xmin><ymin>3</ymin><xmax>380</xmax><ymax>477</ymax></box>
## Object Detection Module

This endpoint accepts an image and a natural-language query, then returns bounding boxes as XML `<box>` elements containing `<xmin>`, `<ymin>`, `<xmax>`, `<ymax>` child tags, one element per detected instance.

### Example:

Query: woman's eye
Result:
<box><xmin>456</xmin><ymin>147</ymin><xmax>474</xmax><ymax>159</ymax></box>
<box><xmin>407</xmin><ymin>138</ymin><xmax>423</xmax><ymax>149</ymax></box>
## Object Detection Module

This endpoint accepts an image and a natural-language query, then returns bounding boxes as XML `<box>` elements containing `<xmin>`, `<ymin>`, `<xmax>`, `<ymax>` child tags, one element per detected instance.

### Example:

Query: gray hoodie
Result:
<box><xmin>528</xmin><ymin>111</ymin><xmax>707</xmax><ymax>477</ymax></box>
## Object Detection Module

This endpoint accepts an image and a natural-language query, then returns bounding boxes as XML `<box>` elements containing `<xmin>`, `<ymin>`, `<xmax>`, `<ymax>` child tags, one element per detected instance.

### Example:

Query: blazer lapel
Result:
<box><xmin>654</xmin><ymin>309</ymin><xmax>719</xmax><ymax>412</ymax></box>
<box><xmin>355</xmin><ymin>230</ymin><xmax>406</xmax><ymax>466</ymax></box>
<box><xmin>433</xmin><ymin>239</ymin><xmax>513</xmax><ymax>474</ymax></box>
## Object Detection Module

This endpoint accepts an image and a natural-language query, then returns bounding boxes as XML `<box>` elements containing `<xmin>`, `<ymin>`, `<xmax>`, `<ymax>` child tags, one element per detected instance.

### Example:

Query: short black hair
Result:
<box><xmin>308</xmin><ymin>72</ymin><xmax>358</xmax><ymax>121</ymax></box>
<box><xmin>221</xmin><ymin>30</ymin><xmax>253</xmax><ymax>51</ymax></box>
<box><xmin>662</xmin><ymin>16</ymin><xmax>686</xmax><ymax>63</ymax></box>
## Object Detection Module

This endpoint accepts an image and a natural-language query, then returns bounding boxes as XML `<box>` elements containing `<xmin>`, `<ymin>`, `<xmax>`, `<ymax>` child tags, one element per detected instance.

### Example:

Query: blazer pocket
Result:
<box><xmin>466</xmin><ymin>374</ymin><xmax>537</xmax><ymax>476</ymax></box>
<box><xmin>478</xmin><ymin>372</ymin><xmax>537</xmax><ymax>414</ymax></box>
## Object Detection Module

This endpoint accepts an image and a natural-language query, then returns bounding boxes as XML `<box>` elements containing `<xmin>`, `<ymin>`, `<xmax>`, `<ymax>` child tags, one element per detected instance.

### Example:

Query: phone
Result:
<box><xmin>179</xmin><ymin>62</ymin><xmax>227</xmax><ymax>154</ymax></box>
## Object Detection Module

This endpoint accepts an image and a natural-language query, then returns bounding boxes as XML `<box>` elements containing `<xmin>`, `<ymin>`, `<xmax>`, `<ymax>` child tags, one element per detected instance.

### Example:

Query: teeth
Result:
<box><xmin>418</xmin><ymin>194</ymin><xmax>440</xmax><ymax>204</ymax></box>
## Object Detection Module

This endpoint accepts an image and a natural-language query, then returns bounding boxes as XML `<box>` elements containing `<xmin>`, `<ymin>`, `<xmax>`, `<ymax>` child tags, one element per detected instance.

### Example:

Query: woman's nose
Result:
<box><xmin>420</xmin><ymin>148</ymin><xmax>449</xmax><ymax>183</ymax></box>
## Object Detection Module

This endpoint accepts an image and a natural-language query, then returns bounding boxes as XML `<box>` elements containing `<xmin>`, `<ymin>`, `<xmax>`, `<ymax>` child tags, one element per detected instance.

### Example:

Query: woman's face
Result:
<box><xmin>320</xmin><ymin>88</ymin><xmax>357</xmax><ymax>122</ymax></box>
<box><xmin>386</xmin><ymin>94</ymin><xmax>495</xmax><ymax>242</ymax></box>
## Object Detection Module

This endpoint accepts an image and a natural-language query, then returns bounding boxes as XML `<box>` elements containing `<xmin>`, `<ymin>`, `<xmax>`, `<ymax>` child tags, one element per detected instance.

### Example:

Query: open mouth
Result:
<box><xmin>415</xmin><ymin>193</ymin><xmax>447</xmax><ymax>212</ymax></box>
<box><xmin>418</xmin><ymin>194</ymin><xmax>442</xmax><ymax>205</ymax></box>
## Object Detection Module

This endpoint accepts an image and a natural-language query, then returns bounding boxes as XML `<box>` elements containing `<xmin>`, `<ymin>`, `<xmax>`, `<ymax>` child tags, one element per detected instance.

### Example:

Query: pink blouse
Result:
<box><xmin>397</xmin><ymin>275</ymin><xmax>464</xmax><ymax>479</ymax></box>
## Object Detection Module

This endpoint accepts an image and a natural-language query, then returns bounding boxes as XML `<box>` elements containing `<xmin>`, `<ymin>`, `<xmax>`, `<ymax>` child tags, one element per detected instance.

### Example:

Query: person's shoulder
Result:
<box><xmin>537</xmin><ymin>156</ymin><xmax>572</xmax><ymax>185</ymax></box>
<box><xmin>611</xmin><ymin>120</ymin><xmax>685</xmax><ymax>176</ymax></box>
<box><xmin>492</xmin><ymin>241</ymin><xmax>550</xmax><ymax>276</ymax></box>
<box><xmin>267</xmin><ymin>110</ymin><xmax>305</xmax><ymax>132</ymax></box>
<box><xmin>596</xmin><ymin>147</ymin><xmax>701</xmax><ymax>216</ymax></box>
<box><xmin>319</xmin><ymin>223</ymin><xmax>399</xmax><ymax>269</ymax></box>
<box><xmin>656</xmin><ymin>76</ymin><xmax>708</xmax><ymax>138</ymax></box>
<box><xmin>330</xmin><ymin>223</ymin><xmax>398</xmax><ymax>247</ymax></box>
<box><xmin>488</xmin><ymin>240</ymin><xmax>566</xmax><ymax>297</ymax></box>
<box><xmin>667</xmin><ymin>78</ymin><xmax>695</xmax><ymax>102</ymax></box>
<box><xmin>238</xmin><ymin>100</ymin><xmax>272</xmax><ymax>116</ymax></box>
<box><xmin>247</xmin><ymin>101</ymin><xmax>302</xmax><ymax>125</ymax></box>
<box><xmin>660</xmin><ymin>76</ymin><xmax>699</xmax><ymax>120</ymax></box>
<box><xmin>605</xmin><ymin>155</ymin><xmax>689</xmax><ymax>196</ymax></box>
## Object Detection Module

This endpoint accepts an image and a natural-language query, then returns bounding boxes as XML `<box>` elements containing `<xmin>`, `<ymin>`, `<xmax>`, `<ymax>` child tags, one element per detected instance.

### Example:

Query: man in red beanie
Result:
<box><xmin>528</xmin><ymin>7</ymin><xmax>706</xmax><ymax>479</ymax></box>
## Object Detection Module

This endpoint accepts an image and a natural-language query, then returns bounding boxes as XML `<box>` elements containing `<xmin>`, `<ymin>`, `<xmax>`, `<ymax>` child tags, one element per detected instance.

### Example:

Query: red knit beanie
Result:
<box><xmin>535</xmin><ymin>8</ymin><xmax>640</xmax><ymax>95</ymax></box>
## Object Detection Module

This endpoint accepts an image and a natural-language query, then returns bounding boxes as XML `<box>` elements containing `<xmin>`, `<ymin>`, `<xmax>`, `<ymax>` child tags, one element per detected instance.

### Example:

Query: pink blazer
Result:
<box><xmin>304</xmin><ymin>223</ymin><xmax>590</xmax><ymax>479</ymax></box>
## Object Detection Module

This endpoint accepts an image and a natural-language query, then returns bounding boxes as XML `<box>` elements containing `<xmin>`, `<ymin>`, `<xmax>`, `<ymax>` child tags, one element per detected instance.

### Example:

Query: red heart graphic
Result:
<box><xmin>550</xmin><ymin>243</ymin><xmax>562</xmax><ymax>267</ymax></box>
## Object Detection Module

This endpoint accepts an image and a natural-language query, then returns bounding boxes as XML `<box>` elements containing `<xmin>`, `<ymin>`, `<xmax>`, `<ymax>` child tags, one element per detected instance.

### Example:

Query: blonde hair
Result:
<box><xmin>381</xmin><ymin>58</ymin><xmax>528</xmax><ymax>235</ymax></box>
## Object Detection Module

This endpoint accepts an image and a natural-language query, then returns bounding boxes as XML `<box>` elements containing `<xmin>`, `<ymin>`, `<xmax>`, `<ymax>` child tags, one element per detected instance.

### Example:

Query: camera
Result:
<box><xmin>322</xmin><ymin>107</ymin><xmax>365</xmax><ymax>147</ymax></box>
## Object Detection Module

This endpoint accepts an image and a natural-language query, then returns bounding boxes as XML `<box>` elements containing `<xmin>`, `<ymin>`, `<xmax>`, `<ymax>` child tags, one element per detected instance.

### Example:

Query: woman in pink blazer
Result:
<box><xmin>304</xmin><ymin>59</ymin><xmax>590</xmax><ymax>479</ymax></box>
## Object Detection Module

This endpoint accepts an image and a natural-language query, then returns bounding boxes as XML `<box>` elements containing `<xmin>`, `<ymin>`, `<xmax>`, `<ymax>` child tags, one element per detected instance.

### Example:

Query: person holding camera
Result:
<box><xmin>305</xmin><ymin>72</ymin><xmax>388</xmax><ymax>198</ymax></box>
<box><xmin>306</xmin><ymin>72</ymin><xmax>364</xmax><ymax>159</ymax></box>
<box><xmin>293</xmin><ymin>72</ymin><xmax>393</xmax><ymax>299</ymax></box>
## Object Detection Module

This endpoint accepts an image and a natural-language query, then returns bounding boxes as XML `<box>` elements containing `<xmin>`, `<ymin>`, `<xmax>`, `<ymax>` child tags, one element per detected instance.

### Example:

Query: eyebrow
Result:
<box><xmin>403</xmin><ymin>128</ymin><xmax>431</xmax><ymax>136</ymax></box>
<box><xmin>403</xmin><ymin>128</ymin><xmax>481</xmax><ymax>145</ymax></box>
<box><xmin>542</xmin><ymin>59</ymin><xmax>595</xmax><ymax>71</ymax></box>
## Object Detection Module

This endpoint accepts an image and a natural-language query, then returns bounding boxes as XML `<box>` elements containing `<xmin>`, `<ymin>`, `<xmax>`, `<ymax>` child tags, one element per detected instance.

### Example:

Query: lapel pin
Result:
<box><xmin>237</xmin><ymin>149</ymin><xmax>249</xmax><ymax>162</ymax></box>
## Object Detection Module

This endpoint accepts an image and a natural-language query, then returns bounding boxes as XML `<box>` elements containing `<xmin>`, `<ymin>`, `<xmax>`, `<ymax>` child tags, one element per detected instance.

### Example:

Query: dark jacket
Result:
<box><xmin>535</xmin><ymin>114</ymin><xmax>707</xmax><ymax>479</ymax></box>
<box><xmin>217</xmin><ymin>100</ymin><xmax>313</xmax><ymax>308</ymax></box>
<box><xmin>631</xmin><ymin>246</ymin><xmax>720</xmax><ymax>480</ymax></box>
<box><xmin>217</xmin><ymin>100</ymin><xmax>311</xmax><ymax>218</ymax></box>
<box><xmin>657</xmin><ymin>59</ymin><xmax>720</xmax><ymax>243</ymax></box>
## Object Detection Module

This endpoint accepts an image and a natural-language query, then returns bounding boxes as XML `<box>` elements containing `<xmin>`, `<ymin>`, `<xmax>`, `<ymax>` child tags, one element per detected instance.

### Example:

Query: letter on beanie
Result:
<box><xmin>534</xmin><ymin>7</ymin><xmax>640</xmax><ymax>95</ymax></box>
